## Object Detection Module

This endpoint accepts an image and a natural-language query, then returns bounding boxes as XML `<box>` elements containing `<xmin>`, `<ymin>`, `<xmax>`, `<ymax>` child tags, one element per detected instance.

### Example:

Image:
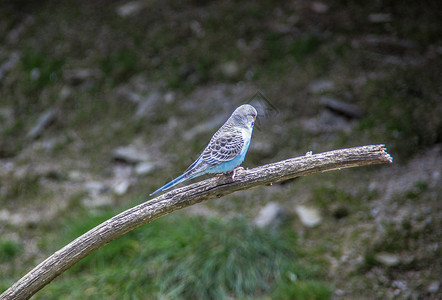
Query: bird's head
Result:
<box><xmin>231</xmin><ymin>104</ymin><xmax>257</xmax><ymax>129</ymax></box>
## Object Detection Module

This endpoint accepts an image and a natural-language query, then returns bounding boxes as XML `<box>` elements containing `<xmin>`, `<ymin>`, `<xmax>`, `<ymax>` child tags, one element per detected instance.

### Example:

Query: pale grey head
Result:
<box><xmin>228</xmin><ymin>104</ymin><xmax>257</xmax><ymax>129</ymax></box>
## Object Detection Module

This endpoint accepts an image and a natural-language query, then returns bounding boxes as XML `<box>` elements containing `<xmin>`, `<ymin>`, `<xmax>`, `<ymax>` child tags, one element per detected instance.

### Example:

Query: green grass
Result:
<box><xmin>405</xmin><ymin>181</ymin><xmax>429</xmax><ymax>200</ymax></box>
<box><xmin>28</xmin><ymin>211</ymin><xmax>331</xmax><ymax>299</ymax></box>
<box><xmin>0</xmin><ymin>239</ymin><xmax>22</xmax><ymax>262</ymax></box>
<box><xmin>20</xmin><ymin>49</ymin><xmax>65</xmax><ymax>94</ymax></box>
<box><xmin>273</xmin><ymin>280</ymin><xmax>333</xmax><ymax>300</ymax></box>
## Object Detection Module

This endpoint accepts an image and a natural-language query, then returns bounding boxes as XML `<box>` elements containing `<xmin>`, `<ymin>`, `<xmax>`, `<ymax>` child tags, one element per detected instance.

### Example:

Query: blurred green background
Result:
<box><xmin>0</xmin><ymin>0</ymin><xmax>441</xmax><ymax>299</ymax></box>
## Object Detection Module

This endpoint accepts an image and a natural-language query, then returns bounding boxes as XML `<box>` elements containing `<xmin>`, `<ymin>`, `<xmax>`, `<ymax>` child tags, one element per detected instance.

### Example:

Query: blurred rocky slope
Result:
<box><xmin>0</xmin><ymin>0</ymin><xmax>441</xmax><ymax>298</ymax></box>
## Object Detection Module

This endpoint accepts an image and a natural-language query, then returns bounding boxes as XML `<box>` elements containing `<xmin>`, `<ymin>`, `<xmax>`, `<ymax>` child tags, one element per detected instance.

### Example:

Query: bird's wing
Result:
<box><xmin>202</xmin><ymin>129</ymin><xmax>245</xmax><ymax>165</ymax></box>
<box><xmin>182</xmin><ymin>128</ymin><xmax>244</xmax><ymax>178</ymax></box>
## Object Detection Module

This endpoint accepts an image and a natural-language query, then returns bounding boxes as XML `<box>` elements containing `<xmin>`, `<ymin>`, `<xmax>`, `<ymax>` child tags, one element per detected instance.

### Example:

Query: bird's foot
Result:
<box><xmin>215</xmin><ymin>167</ymin><xmax>244</xmax><ymax>180</ymax></box>
<box><xmin>231</xmin><ymin>166</ymin><xmax>244</xmax><ymax>180</ymax></box>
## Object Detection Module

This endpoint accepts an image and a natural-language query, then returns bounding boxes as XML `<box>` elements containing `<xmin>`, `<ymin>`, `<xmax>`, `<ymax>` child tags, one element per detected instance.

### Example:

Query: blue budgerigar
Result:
<box><xmin>150</xmin><ymin>104</ymin><xmax>257</xmax><ymax>195</ymax></box>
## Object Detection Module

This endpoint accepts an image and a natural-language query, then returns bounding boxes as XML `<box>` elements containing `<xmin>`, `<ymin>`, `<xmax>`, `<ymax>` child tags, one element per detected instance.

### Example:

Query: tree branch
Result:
<box><xmin>1</xmin><ymin>144</ymin><xmax>392</xmax><ymax>300</ymax></box>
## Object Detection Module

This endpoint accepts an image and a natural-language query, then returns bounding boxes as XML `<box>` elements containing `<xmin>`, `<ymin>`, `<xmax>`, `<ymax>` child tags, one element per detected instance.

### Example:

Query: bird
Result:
<box><xmin>150</xmin><ymin>104</ymin><xmax>257</xmax><ymax>195</ymax></box>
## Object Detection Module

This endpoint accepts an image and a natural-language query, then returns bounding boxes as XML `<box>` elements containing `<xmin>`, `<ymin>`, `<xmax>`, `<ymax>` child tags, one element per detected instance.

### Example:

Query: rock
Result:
<box><xmin>308</xmin><ymin>79</ymin><xmax>334</xmax><ymax>94</ymax></box>
<box><xmin>82</xmin><ymin>196</ymin><xmax>113</xmax><ymax>208</ymax></box>
<box><xmin>254</xmin><ymin>202</ymin><xmax>287</xmax><ymax>228</ymax></box>
<box><xmin>320</xmin><ymin>97</ymin><xmax>364</xmax><ymax>119</ymax></box>
<box><xmin>0</xmin><ymin>209</ymin><xmax>39</xmax><ymax>227</ymax></box>
<box><xmin>113</xmin><ymin>179</ymin><xmax>131</xmax><ymax>195</ymax></box>
<box><xmin>111</xmin><ymin>165</ymin><xmax>133</xmax><ymax>195</ymax></box>
<box><xmin>183</xmin><ymin>115</ymin><xmax>225</xmax><ymax>141</ymax></box>
<box><xmin>84</xmin><ymin>181</ymin><xmax>109</xmax><ymax>196</ymax></box>
<box><xmin>68</xmin><ymin>170</ymin><xmax>84</xmax><ymax>181</ymax></box>
<box><xmin>0</xmin><ymin>52</ymin><xmax>19</xmax><ymax>81</ymax></box>
<box><xmin>6</xmin><ymin>15</ymin><xmax>34</xmax><ymax>45</ymax></box>
<box><xmin>64</xmin><ymin>69</ymin><xmax>98</xmax><ymax>86</ymax></box>
<box><xmin>30</xmin><ymin>68</ymin><xmax>40</xmax><ymax>80</ymax></box>
<box><xmin>26</xmin><ymin>110</ymin><xmax>56</xmax><ymax>140</ymax></box>
<box><xmin>113</xmin><ymin>146</ymin><xmax>150</xmax><ymax>164</ymax></box>
<box><xmin>0</xmin><ymin>107</ymin><xmax>14</xmax><ymax>128</ymax></box>
<box><xmin>135</xmin><ymin>98</ymin><xmax>152</xmax><ymax>117</ymax></box>
<box><xmin>135</xmin><ymin>161</ymin><xmax>155</xmax><ymax>175</ymax></box>
<box><xmin>113</xmin><ymin>164</ymin><xmax>133</xmax><ymax>178</ymax></box>
<box><xmin>219</xmin><ymin>61</ymin><xmax>239</xmax><ymax>78</ymax></box>
<box><xmin>334</xmin><ymin>289</ymin><xmax>345</xmax><ymax>297</ymax></box>
<box><xmin>391</xmin><ymin>280</ymin><xmax>407</xmax><ymax>293</ymax></box>
<box><xmin>190</xmin><ymin>20</ymin><xmax>205</xmax><ymax>38</ymax></box>
<box><xmin>164</xmin><ymin>91</ymin><xmax>175</xmax><ymax>104</ymax></box>
<box><xmin>135</xmin><ymin>91</ymin><xmax>162</xmax><ymax>118</ymax></box>
<box><xmin>353</xmin><ymin>35</ymin><xmax>417</xmax><ymax>50</ymax></box>
<box><xmin>59</xmin><ymin>86</ymin><xmax>73</xmax><ymax>100</ymax></box>
<box><xmin>432</xmin><ymin>170</ymin><xmax>440</xmax><ymax>182</ymax></box>
<box><xmin>311</xmin><ymin>2</ymin><xmax>329</xmax><ymax>14</ymax></box>
<box><xmin>368</xmin><ymin>13</ymin><xmax>392</xmax><ymax>23</ymax></box>
<box><xmin>295</xmin><ymin>205</ymin><xmax>322</xmax><ymax>227</ymax></box>
<box><xmin>121</xmin><ymin>90</ymin><xmax>142</xmax><ymax>103</ymax></box>
<box><xmin>427</xmin><ymin>281</ymin><xmax>440</xmax><ymax>293</ymax></box>
<box><xmin>116</xmin><ymin>1</ymin><xmax>146</xmax><ymax>17</ymax></box>
<box><xmin>184</xmin><ymin>204</ymin><xmax>218</xmax><ymax>218</ymax></box>
<box><xmin>375</xmin><ymin>252</ymin><xmax>400</xmax><ymax>266</ymax></box>
<box><xmin>300</xmin><ymin>110</ymin><xmax>355</xmax><ymax>134</ymax></box>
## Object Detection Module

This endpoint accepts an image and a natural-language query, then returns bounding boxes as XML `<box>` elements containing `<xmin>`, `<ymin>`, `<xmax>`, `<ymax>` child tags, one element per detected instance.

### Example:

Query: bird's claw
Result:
<box><xmin>215</xmin><ymin>167</ymin><xmax>244</xmax><ymax>181</ymax></box>
<box><xmin>231</xmin><ymin>166</ymin><xmax>244</xmax><ymax>180</ymax></box>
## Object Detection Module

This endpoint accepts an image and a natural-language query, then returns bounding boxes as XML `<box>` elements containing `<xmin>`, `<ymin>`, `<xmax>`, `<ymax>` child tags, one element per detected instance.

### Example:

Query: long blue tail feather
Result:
<box><xmin>150</xmin><ymin>173</ymin><xmax>188</xmax><ymax>196</ymax></box>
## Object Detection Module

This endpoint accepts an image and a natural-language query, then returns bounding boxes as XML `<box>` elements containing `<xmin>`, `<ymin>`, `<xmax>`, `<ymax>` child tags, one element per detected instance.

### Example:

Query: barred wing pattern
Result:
<box><xmin>185</xmin><ymin>128</ymin><xmax>244</xmax><ymax>177</ymax></box>
<box><xmin>203</xmin><ymin>130</ymin><xmax>244</xmax><ymax>163</ymax></box>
